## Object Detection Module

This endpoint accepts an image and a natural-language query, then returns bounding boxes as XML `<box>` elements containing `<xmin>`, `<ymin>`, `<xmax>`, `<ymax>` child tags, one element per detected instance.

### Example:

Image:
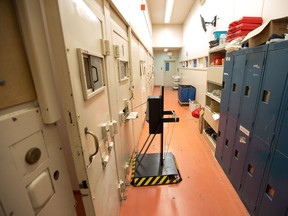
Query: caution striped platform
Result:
<box><xmin>130</xmin><ymin>152</ymin><xmax>182</xmax><ymax>187</ymax></box>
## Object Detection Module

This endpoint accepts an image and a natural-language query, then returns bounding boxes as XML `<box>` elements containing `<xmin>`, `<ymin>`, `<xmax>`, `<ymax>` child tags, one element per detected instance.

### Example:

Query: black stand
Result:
<box><xmin>131</xmin><ymin>86</ymin><xmax>182</xmax><ymax>187</ymax></box>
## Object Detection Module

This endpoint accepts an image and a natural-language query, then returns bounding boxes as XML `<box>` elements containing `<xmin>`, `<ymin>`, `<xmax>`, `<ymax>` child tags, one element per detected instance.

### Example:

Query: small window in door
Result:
<box><xmin>118</xmin><ymin>60</ymin><xmax>129</xmax><ymax>81</ymax></box>
<box><xmin>77</xmin><ymin>49</ymin><xmax>105</xmax><ymax>100</ymax></box>
<box><xmin>165</xmin><ymin>62</ymin><xmax>170</xmax><ymax>71</ymax></box>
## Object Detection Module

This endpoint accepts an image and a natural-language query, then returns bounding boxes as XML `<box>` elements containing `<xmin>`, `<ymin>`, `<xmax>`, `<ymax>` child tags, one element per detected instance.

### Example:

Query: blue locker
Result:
<box><xmin>220</xmin><ymin>116</ymin><xmax>237</xmax><ymax>174</ymax></box>
<box><xmin>258</xmin><ymin>151</ymin><xmax>288</xmax><ymax>216</ymax></box>
<box><xmin>227</xmin><ymin>50</ymin><xmax>246</xmax><ymax>120</ymax></box>
<box><xmin>229</xmin><ymin>45</ymin><xmax>268</xmax><ymax>190</ymax></box>
<box><xmin>217</xmin><ymin>51</ymin><xmax>246</xmax><ymax>173</ymax></box>
<box><xmin>241</xmin><ymin>41</ymin><xmax>288</xmax><ymax>214</ymax></box>
<box><xmin>257</xmin><ymin>95</ymin><xmax>288</xmax><ymax>215</ymax></box>
<box><xmin>274</xmin><ymin>95</ymin><xmax>288</xmax><ymax>158</ymax></box>
<box><xmin>216</xmin><ymin>52</ymin><xmax>235</xmax><ymax>161</ymax></box>
<box><xmin>241</xmin><ymin>136</ymin><xmax>270</xmax><ymax>213</ymax></box>
<box><xmin>229</xmin><ymin>132</ymin><xmax>249</xmax><ymax>190</ymax></box>
<box><xmin>253</xmin><ymin>42</ymin><xmax>288</xmax><ymax>145</ymax></box>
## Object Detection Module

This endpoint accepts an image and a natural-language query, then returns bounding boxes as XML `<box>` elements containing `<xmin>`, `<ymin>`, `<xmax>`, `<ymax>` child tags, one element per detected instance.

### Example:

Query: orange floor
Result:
<box><xmin>120</xmin><ymin>86</ymin><xmax>249</xmax><ymax>216</ymax></box>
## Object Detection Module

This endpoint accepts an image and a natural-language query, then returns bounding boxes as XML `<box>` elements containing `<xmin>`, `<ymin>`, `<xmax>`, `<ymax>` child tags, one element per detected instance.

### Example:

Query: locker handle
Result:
<box><xmin>84</xmin><ymin>127</ymin><xmax>100</xmax><ymax>163</ymax></box>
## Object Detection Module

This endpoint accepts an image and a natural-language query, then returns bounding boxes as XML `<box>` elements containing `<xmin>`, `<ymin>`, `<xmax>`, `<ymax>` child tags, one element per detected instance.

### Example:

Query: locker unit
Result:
<box><xmin>241</xmin><ymin>41</ymin><xmax>288</xmax><ymax>214</ymax></box>
<box><xmin>258</xmin><ymin>151</ymin><xmax>288</xmax><ymax>216</ymax></box>
<box><xmin>257</xmin><ymin>95</ymin><xmax>288</xmax><ymax>215</ymax></box>
<box><xmin>229</xmin><ymin>45</ymin><xmax>268</xmax><ymax>190</ymax></box>
<box><xmin>216</xmin><ymin>40</ymin><xmax>288</xmax><ymax>215</ymax></box>
<box><xmin>215</xmin><ymin>52</ymin><xmax>235</xmax><ymax>161</ymax></box>
<box><xmin>218</xmin><ymin>50</ymin><xmax>246</xmax><ymax>173</ymax></box>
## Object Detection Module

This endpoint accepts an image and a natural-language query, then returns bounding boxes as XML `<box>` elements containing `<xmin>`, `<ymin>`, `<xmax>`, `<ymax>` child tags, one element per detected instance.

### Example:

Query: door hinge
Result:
<box><xmin>101</xmin><ymin>39</ymin><xmax>111</xmax><ymax>56</ymax></box>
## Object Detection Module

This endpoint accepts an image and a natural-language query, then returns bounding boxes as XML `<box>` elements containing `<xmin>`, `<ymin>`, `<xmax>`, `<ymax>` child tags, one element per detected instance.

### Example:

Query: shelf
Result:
<box><xmin>209</xmin><ymin>43</ymin><xmax>227</xmax><ymax>53</ymax></box>
<box><xmin>203</xmin><ymin>106</ymin><xmax>219</xmax><ymax>132</ymax></box>
<box><xmin>206</xmin><ymin>92</ymin><xmax>221</xmax><ymax>103</ymax></box>
<box><xmin>204</xmin><ymin>44</ymin><xmax>226</xmax><ymax>151</ymax></box>
<box><xmin>207</xmin><ymin>67</ymin><xmax>224</xmax><ymax>85</ymax></box>
<box><xmin>180</xmin><ymin>56</ymin><xmax>208</xmax><ymax>69</ymax></box>
<box><xmin>178</xmin><ymin>67</ymin><xmax>207</xmax><ymax>71</ymax></box>
<box><xmin>202</xmin><ymin>131</ymin><xmax>216</xmax><ymax>152</ymax></box>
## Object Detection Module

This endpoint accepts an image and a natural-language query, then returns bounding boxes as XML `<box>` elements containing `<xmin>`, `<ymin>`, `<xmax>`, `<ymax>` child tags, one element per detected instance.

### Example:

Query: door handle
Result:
<box><xmin>84</xmin><ymin>127</ymin><xmax>100</xmax><ymax>163</ymax></box>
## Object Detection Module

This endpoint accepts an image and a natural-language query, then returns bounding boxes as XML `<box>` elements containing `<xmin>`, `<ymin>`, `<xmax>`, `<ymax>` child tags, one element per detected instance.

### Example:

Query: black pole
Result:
<box><xmin>160</xmin><ymin>86</ymin><xmax>164</xmax><ymax>166</ymax></box>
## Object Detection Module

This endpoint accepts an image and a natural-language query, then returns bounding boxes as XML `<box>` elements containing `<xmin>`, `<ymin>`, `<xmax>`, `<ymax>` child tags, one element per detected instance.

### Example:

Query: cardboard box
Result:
<box><xmin>244</xmin><ymin>16</ymin><xmax>288</xmax><ymax>47</ymax></box>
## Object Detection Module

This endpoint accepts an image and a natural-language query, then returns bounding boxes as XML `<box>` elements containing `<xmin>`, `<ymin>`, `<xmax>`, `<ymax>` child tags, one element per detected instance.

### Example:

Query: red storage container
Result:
<box><xmin>227</xmin><ymin>17</ymin><xmax>263</xmax><ymax>42</ymax></box>
<box><xmin>238</xmin><ymin>16</ymin><xmax>263</xmax><ymax>24</ymax></box>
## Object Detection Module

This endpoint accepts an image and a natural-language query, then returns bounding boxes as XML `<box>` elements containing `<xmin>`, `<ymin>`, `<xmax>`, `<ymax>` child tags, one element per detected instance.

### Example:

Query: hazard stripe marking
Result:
<box><xmin>144</xmin><ymin>177</ymin><xmax>154</xmax><ymax>186</ymax></box>
<box><xmin>137</xmin><ymin>178</ymin><xmax>146</xmax><ymax>186</ymax></box>
<box><xmin>158</xmin><ymin>176</ymin><xmax>167</xmax><ymax>185</ymax></box>
<box><xmin>134</xmin><ymin>178</ymin><xmax>139</xmax><ymax>184</ymax></box>
<box><xmin>151</xmin><ymin>176</ymin><xmax>160</xmax><ymax>185</ymax></box>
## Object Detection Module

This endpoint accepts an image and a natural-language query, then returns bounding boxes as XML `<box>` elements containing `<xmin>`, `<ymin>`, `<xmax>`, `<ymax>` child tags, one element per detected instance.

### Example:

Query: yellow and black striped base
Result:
<box><xmin>130</xmin><ymin>152</ymin><xmax>182</xmax><ymax>187</ymax></box>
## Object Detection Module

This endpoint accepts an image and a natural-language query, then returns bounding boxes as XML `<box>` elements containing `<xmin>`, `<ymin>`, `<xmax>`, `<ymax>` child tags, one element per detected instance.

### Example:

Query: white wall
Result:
<box><xmin>111</xmin><ymin>0</ymin><xmax>153</xmax><ymax>52</ymax></box>
<box><xmin>181</xmin><ymin>0</ymin><xmax>288</xmax><ymax>60</ymax></box>
<box><xmin>153</xmin><ymin>50</ymin><xmax>180</xmax><ymax>86</ymax></box>
<box><xmin>152</xmin><ymin>24</ymin><xmax>183</xmax><ymax>48</ymax></box>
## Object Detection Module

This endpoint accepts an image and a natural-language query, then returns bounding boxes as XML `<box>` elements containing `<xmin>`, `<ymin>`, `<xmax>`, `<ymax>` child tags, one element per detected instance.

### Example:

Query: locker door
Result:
<box><xmin>227</xmin><ymin>50</ymin><xmax>246</xmax><ymax>120</ymax></box>
<box><xmin>218</xmin><ymin>51</ymin><xmax>246</xmax><ymax>173</ymax></box>
<box><xmin>258</xmin><ymin>151</ymin><xmax>288</xmax><ymax>216</ymax></box>
<box><xmin>241</xmin><ymin>137</ymin><xmax>270</xmax><ymax>212</ymax></box>
<box><xmin>230</xmin><ymin>46</ymin><xmax>267</xmax><ymax>190</ymax></box>
<box><xmin>221</xmin><ymin>117</ymin><xmax>237</xmax><ymax>173</ymax></box>
<box><xmin>253</xmin><ymin>41</ymin><xmax>288</xmax><ymax>146</ymax></box>
<box><xmin>275</xmin><ymin>95</ymin><xmax>288</xmax><ymax>158</ymax></box>
<box><xmin>257</xmin><ymin>96</ymin><xmax>288</xmax><ymax>215</ymax></box>
<box><xmin>216</xmin><ymin>52</ymin><xmax>235</xmax><ymax>161</ymax></box>
<box><xmin>241</xmin><ymin>41</ymin><xmax>288</xmax><ymax>213</ymax></box>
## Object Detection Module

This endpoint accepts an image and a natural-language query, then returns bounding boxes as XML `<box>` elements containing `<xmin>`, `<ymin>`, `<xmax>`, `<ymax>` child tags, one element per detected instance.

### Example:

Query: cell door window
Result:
<box><xmin>77</xmin><ymin>49</ymin><xmax>105</xmax><ymax>100</ymax></box>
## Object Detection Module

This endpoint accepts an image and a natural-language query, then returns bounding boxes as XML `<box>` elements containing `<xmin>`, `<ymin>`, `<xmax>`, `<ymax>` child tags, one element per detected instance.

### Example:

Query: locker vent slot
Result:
<box><xmin>222</xmin><ymin>81</ymin><xmax>226</xmax><ymax>89</ymax></box>
<box><xmin>225</xmin><ymin>139</ymin><xmax>228</xmax><ymax>147</ymax></box>
<box><xmin>232</xmin><ymin>83</ymin><xmax>237</xmax><ymax>92</ymax></box>
<box><xmin>245</xmin><ymin>86</ymin><xmax>250</xmax><ymax>97</ymax></box>
<box><xmin>248</xmin><ymin>164</ymin><xmax>254</xmax><ymax>176</ymax></box>
<box><xmin>234</xmin><ymin>150</ymin><xmax>239</xmax><ymax>159</ymax></box>
<box><xmin>262</xmin><ymin>90</ymin><xmax>270</xmax><ymax>103</ymax></box>
<box><xmin>265</xmin><ymin>184</ymin><xmax>275</xmax><ymax>201</ymax></box>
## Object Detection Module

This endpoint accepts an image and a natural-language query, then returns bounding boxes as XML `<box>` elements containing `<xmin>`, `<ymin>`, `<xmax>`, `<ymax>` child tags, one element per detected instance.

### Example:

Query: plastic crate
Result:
<box><xmin>178</xmin><ymin>85</ymin><xmax>196</xmax><ymax>104</ymax></box>
<box><xmin>213</xmin><ymin>31</ymin><xmax>227</xmax><ymax>39</ymax></box>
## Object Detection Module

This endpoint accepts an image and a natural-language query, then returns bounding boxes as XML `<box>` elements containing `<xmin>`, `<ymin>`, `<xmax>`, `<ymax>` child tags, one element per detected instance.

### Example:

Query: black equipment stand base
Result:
<box><xmin>131</xmin><ymin>152</ymin><xmax>182</xmax><ymax>187</ymax></box>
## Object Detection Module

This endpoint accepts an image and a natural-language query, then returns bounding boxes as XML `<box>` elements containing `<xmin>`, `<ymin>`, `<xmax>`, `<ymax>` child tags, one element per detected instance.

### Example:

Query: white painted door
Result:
<box><xmin>0</xmin><ymin>106</ymin><xmax>76</xmax><ymax>216</ymax></box>
<box><xmin>164</xmin><ymin>61</ymin><xmax>176</xmax><ymax>87</ymax></box>
<box><xmin>130</xmin><ymin>35</ymin><xmax>144</xmax><ymax>149</ymax></box>
<box><xmin>44</xmin><ymin>0</ymin><xmax>121</xmax><ymax>215</ymax></box>
<box><xmin>110</xmin><ymin>19</ymin><xmax>133</xmax><ymax>188</ymax></box>
<box><xmin>0</xmin><ymin>1</ymin><xmax>75</xmax><ymax>215</ymax></box>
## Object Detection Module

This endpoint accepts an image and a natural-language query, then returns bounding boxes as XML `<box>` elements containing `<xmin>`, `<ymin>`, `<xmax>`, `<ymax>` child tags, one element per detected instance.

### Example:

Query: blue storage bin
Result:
<box><xmin>213</xmin><ymin>31</ymin><xmax>227</xmax><ymax>39</ymax></box>
<box><xmin>178</xmin><ymin>85</ymin><xmax>196</xmax><ymax>104</ymax></box>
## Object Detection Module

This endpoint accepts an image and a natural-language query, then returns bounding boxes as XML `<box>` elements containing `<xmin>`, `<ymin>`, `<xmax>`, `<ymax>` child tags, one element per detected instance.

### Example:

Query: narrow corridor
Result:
<box><xmin>120</xmin><ymin>86</ymin><xmax>248</xmax><ymax>216</ymax></box>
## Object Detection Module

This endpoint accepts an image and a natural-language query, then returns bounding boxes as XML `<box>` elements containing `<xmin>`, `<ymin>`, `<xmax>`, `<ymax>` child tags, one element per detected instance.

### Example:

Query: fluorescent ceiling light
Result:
<box><xmin>164</xmin><ymin>0</ymin><xmax>174</xmax><ymax>23</ymax></box>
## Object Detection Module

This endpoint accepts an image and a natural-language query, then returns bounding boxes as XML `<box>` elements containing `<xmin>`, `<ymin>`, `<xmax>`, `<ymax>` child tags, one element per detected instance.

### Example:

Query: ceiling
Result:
<box><xmin>146</xmin><ymin>0</ymin><xmax>196</xmax><ymax>24</ymax></box>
